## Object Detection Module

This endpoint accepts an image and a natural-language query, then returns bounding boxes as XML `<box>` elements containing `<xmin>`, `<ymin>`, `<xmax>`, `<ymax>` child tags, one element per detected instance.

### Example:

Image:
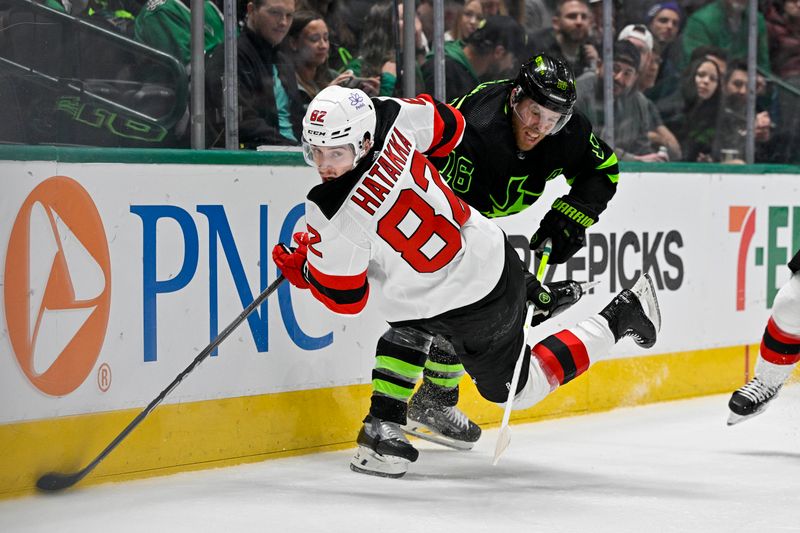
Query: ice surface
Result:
<box><xmin>2</xmin><ymin>387</ymin><xmax>799</xmax><ymax>533</ymax></box>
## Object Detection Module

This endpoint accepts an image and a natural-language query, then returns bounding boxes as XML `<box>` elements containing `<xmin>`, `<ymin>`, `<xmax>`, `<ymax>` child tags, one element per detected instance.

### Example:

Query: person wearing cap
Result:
<box><xmin>575</xmin><ymin>40</ymin><xmax>670</xmax><ymax>161</ymax></box>
<box><xmin>528</xmin><ymin>0</ymin><xmax>600</xmax><ymax>77</ymax></box>
<box><xmin>422</xmin><ymin>15</ymin><xmax>527</xmax><ymax>102</ymax></box>
<box><xmin>681</xmin><ymin>0</ymin><xmax>770</xmax><ymax>72</ymax></box>
<box><xmin>618</xmin><ymin>24</ymin><xmax>682</xmax><ymax>160</ymax></box>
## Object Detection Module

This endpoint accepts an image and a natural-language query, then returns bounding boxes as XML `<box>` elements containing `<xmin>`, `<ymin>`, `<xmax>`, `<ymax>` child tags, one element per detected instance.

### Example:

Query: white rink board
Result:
<box><xmin>0</xmin><ymin>161</ymin><xmax>798</xmax><ymax>424</ymax></box>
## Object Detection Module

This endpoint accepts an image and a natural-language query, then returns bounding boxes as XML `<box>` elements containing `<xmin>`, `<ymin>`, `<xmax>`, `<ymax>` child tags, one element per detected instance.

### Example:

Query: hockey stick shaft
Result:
<box><xmin>36</xmin><ymin>275</ymin><xmax>286</xmax><ymax>492</ymax></box>
<box><xmin>493</xmin><ymin>239</ymin><xmax>551</xmax><ymax>465</ymax></box>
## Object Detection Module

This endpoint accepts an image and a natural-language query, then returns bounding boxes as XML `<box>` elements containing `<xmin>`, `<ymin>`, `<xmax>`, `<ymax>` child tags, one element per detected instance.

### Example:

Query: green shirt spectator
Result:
<box><xmin>681</xmin><ymin>0</ymin><xmax>770</xmax><ymax>72</ymax></box>
<box><xmin>134</xmin><ymin>0</ymin><xmax>224</xmax><ymax>66</ymax></box>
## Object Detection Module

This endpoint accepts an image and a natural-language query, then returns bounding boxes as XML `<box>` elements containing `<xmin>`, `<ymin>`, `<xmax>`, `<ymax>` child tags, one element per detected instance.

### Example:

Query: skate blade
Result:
<box><xmin>631</xmin><ymin>273</ymin><xmax>662</xmax><ymax>333</ymax></box>
<box><xmin>727</xmin><ymin>405</ymin><xmax>769</xmax><ymax>426</ymax></box>
<box><xmin>349</xmin><ymin>446</ymin><xmax>409</xmax><ymax>478</ymax></box>
<box><xmin>402</xmin><ymin>422</ymin><xmax>476</xmax><ymax>451</ymax></box>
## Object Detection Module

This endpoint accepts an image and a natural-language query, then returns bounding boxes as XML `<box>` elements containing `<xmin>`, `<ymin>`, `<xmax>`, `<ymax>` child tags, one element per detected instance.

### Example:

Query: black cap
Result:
<box><xmin>464</xmin><ymin>15</ymin><xmax>527</xmax><ymax>61</ymax></box>
<box><xmin>614</xmin><ymin>40</ymin><xmax>641</xmax><ymax>71</ymax></box>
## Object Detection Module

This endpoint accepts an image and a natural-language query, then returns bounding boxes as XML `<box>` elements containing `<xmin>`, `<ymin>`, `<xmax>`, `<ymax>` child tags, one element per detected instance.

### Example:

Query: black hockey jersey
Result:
<box><xmin>430</xmin><ymin>80</ymin><xmax>619</xmax><ymax>219</ymax></box>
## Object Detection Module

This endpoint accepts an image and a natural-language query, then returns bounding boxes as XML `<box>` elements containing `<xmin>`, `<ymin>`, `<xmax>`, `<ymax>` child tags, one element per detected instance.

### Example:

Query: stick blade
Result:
<box><xmin>492</xmin><ymin>427</ymin><xmax>511</xmax><ymax>466</ymax></box>
<box><xmin>36</xmin><ymin>471</ymin><xmax>82</xmax><ymax>492</ymax></box>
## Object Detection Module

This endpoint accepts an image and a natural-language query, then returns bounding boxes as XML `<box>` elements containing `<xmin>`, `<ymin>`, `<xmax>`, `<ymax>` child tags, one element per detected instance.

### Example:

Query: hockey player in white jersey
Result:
<box><xmin>728</xmin><ymin>249</ymin><xmax>800</xmax><ymax>425</ymax></box>
<box><xmin>272</xmin><ymin>85</ymin><xmax>662</xmax><ymax>478</ymax></box>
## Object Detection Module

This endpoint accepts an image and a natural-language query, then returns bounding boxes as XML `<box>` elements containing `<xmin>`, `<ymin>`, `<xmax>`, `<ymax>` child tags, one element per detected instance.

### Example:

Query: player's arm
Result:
<box><xmin>530</xmin><ymin>119</ymin><xmax>618</xmax><ymax>263</ymax></box>
<box><xmin>391</xmin><ymin>94</ymin><xmax>466</xmax><ymax>158</ymax></box>
<box><xmin>272</xmin><ymin>204</ymin><xmax>371</xmax><ymax>315</ymax></box>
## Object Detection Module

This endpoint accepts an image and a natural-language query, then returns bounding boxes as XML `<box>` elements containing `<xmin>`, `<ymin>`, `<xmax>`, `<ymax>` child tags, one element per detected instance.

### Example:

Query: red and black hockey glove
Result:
<box><xmin>530</xmin><ymin>195</ymin><xmax>598</xmax><ymax>264</ymax></box>
<box><xmin>272</xmin><ymin>232</ymin><xmax>310</xmax><ymax>289</ymax></box>
<box><xmin>525</xmin><ymin>271</ymin><xmax>584</xmax><ymax>327</ymax></box>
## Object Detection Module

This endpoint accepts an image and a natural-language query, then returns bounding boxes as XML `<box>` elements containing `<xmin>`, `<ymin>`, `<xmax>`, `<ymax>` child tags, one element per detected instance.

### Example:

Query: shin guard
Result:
<box><xmin>369</xmin><ymin>328</ymin><xmax>432</xmax><ymax>424</ymax></box>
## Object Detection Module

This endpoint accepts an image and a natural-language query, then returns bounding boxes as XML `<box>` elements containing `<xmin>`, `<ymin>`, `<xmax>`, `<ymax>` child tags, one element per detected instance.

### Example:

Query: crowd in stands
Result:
<box><xmin>26</xmin><ymin>0</ymin><xmax>800</xmax><ymax>163</ymax></box>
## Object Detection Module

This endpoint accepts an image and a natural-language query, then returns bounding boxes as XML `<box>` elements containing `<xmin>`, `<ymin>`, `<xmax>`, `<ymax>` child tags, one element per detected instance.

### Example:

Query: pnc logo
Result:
<box><xmin>4</xmin><ymin>176</ymin><xmax>111</xmax><ymax>396</ymax></box>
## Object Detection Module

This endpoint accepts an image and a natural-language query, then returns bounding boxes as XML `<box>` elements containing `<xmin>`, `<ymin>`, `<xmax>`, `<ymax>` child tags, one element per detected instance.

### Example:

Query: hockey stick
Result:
<box><xmin>36</xmin><ymin>275</ymin><xmax>286</xmax><ymax>492</ymax></box>
<box><xmin>492</xmin><ymin>239</ymin><xmax>552</xmax><ymax>465</ymax></box>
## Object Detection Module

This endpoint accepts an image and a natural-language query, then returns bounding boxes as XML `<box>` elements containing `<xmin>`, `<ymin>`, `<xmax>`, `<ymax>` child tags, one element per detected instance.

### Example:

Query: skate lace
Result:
<box><xmin>380</xmin><ymin>421</ymin><xmax>410</xmax><ymax>443</ymax></box>
<box><xmin>443</xmin><ymin>406</ymin><xmax>469</xmax><ymax>429</ymax></box>
<box><xmin>738</xmin><ymin>377</ymin><xmax>781</xmax><ymax>403</ymax></box>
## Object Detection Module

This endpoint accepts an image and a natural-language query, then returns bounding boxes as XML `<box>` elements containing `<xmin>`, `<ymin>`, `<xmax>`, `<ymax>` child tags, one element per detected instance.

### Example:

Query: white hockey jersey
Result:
<box><xmin>303</xmin><ymin>95</ymin><xmax>506</xmax><ymax>323</ymax></box>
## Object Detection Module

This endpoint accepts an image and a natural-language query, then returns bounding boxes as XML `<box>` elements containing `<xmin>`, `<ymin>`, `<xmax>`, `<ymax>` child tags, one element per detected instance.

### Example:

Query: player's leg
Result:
<box><xmin>728</xmin><ymin>261</ymin><xmax>800</xmax><ymax>425</ymax></box>
<box><xmin>404</xmin><ymin>337</ymin><xmax>481</xmax><ymax>450</ymax></box>
<box><xmin>508</xmin><ymin>273</ymin><xmax>662</xmax><ymax>410</ymax></box>
<box><xmin>350</xmin><ymin>326</ymin><xmax>432</xmax><ymax>478</ymax></box>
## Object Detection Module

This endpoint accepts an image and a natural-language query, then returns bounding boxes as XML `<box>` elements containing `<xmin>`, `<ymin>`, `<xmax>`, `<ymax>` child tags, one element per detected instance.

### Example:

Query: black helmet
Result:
<box><xmin>514</xmin><ymin>54</ymin><xmax>577</xmax><ymax>132</ymax></box>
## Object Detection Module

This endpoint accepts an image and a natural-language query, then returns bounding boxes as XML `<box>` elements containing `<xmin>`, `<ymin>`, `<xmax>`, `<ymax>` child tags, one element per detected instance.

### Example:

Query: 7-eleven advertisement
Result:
<box><xmin>1</xmin><ymin>161</ymin><xmax>798</xmax><ymax>424</ymax></box>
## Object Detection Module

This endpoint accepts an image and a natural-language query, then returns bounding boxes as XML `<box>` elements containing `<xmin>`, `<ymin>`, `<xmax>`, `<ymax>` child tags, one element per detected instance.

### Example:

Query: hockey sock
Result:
<box><xmin>756</xmin><ymin>273</ymin><xmax>800</xmax><ymax>386</ymax></box>
<box><xmin>417</xmin><ymin>341</ymin><xmax>463</xmax><ymax>407</ymax></box>
<box><xmin>756</xmin><ymin>318</ymin><xmax>800</xmax><ymax>387</ymax></box>
<box><xmin>532</xmin><ymin>315</ymin><xmax>614</xmax><ymax>386</ymax></box>
<box><xmin>370</xmin><ymin>336</ymin><xmax>427</xmax><ymax>425</ymax></box>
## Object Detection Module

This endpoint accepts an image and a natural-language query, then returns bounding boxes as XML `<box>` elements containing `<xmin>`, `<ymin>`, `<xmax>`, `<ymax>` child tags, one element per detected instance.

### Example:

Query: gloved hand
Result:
<box><xmin>525</xmin><ymin>272</ymin><xmax>584</xmax><ymax>327</ymax></box>
<box><xmin>530</xmin><ymin>195</ymin><xmax>598</xmax><ymax>264</ymax></box>
<box><xmin>272</xmin><ymin>232</ymin><xmax>310</xmax><ymax>289</ymax></box>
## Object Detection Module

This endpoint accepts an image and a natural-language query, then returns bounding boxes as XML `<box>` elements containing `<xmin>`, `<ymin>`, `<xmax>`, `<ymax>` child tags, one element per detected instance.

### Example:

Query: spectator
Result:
<box><xmin>765</xmin><ymin>0</ymin><xmax>800</xmax><ymax>163</ymax></box>
<box><xmin>134</xmin><ymin>0</ymin><xmax>224</xmax><ymax>68</ymax></box>
<box><xmin>681</xmin><ymin>0</ymin><xmax>770</xmax><ymax>72</ymax></box>
<box><xmin>286</xmin><ymin>10</ymin><xmax>360</xmax><ymax>108</ymax></box>
<box><xmin>766</xmin><ymin>0</ymin><xmax>800</xmax><ymax>79</ymax></box>
<box><xmin>524</xmin><ymin>0</ymin><xmax>556</xmax><ymax>34</ymax></box>
<box><xmin>418</xmin><ymin>0</ymin><xmax>464</xmax><ymax>47</ymax></box>
<box><xmin>342</xmin><ymin>1</ymin><xmax>402</xmax><ymax>97</ymax></box>
<box><xmin>575</xmin><ymin>40</ymin><xmax>671</xmax><ymax>161</ymax></box>
<box><xmin>446</xmin><ymin>0</ymin><xmax>485</xmax><ymax>42</ymax></box>
<box><xmin>422</xmin><ymin>15</ymin><xmax>526</xmax><ymax>102</ymax></box>
<box><xmin>645</xmin><ymin>2</ymin><xmax>683</xmax><ymax>102</ymax></box>
<box><xmin>481</xmin><ymin>0</ymin><xmax>507</xmax><ymax>16</ymax></box>
<box><xmin>713</xmin><ymin>59</ymin><xmax>777</xmax><ymax>162</ymax></box>
<box><xmin>398</xmin><ymin>0</ymin><xmax>431</xmax><ymax>66</ymax></box>
<box><xmin>618</xmin><ymin>24</ymin><xmax>682</xmax><ymax>159</ymax></box>
<box><xmin>205</xmin><ymin>0</ymin><xmax>303</xmax><ymax>148</ymax></box>
<box><xmin>617</xmin><ymin>24</ymin><xmax>654</xmax><ymax>87</ymax></box>
<box><xmin>529</xmin><ymin>0</ymin><xmax>599</xmax><ymax>77</ymax></box>
<box><xmin>297</xmin><ymin>0</ymin><xmax>357</xmax><ymax>70</ymax></box>
<box><xmin>676</xmin><ymin>57</ymin><xmax>724</xmax><ymax>161</ymax></box>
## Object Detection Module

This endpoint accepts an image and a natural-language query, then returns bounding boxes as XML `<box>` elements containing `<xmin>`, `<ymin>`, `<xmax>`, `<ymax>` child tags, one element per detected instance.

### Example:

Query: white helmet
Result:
<box><xmin>302</xmin><ymin>85</ymin><xmax>377</xmax><ymax>169</ymax></box>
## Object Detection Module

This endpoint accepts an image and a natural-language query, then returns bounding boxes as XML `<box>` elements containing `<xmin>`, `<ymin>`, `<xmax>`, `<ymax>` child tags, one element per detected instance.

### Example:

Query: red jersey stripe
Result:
<box><xmin>554</xmin><ymin>329</ymin><xmax>591</xmax><ymax>377</ymax></box>
<box><xmin>532</xmin><ymin>344</ymin><xmax>566</xmax><ymax>385</ymax></box>
<box><xmin>307</xmin><ymin>262</ymin><xmax>367</xmax><ymax>291</ymax></box>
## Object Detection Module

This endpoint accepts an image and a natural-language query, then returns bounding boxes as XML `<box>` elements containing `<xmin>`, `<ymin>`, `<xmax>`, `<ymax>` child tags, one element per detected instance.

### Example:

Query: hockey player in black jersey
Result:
<box><xmin>402</xmin><ymin>54</ymin><xmax>621</xmax><ymax>451</ymax></box>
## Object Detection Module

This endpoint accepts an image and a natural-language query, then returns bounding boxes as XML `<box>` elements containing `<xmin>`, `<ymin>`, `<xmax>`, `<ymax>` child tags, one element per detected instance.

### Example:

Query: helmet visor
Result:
<box><xmin>512</xmin><ymin>99</ymin><xmax>570</xmax><ymax>136</ymax></box>
<box><xmin>302</xmin><ymin>141</ymin><xmax>357</xmax><ymax>170</ymax></box>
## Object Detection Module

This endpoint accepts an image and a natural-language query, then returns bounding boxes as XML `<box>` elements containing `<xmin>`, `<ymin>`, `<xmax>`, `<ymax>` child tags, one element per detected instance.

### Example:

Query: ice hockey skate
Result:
<box><xmin>350</xmin><ymin>415</ymin><xmax>419</xmax><ymax>478</ymax></box>
<box><xmin>727</xmin><ymin>377</ymin><xmax>783</xmax><ymax>426</ymax></box>
<box><xmin>404</xmin><ymin>386</ymin><xmax>481</xmax><ymax>451</ymax></box>
<box><xmin>600</xmin><ymin>273</ymin><xmax>662</xmax><ymax>348</ymax></box>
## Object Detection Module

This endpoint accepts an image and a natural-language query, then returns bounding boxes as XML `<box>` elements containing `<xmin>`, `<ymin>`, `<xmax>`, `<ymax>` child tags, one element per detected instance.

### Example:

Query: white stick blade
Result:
<box><xmin>492</xmin><ymin>427</ymin><xmax>511</xmax><ymax>465</ymax></box>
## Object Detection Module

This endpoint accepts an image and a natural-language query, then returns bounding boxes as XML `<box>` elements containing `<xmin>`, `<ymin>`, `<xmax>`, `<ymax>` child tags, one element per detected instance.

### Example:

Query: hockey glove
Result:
<box><xmin>525</xmin><ymin>272</ymin><xmax>584</xmax><ymax>327</ymax></box>
<box><xmin>530</xmin><ymin>195</ymin><xmax>599</xmax><ymax>264</ymax></box>
<box><xmin>272</xmin><ymin>232</ymin><xmax>310</xmax><ymax>289</ymax></box>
